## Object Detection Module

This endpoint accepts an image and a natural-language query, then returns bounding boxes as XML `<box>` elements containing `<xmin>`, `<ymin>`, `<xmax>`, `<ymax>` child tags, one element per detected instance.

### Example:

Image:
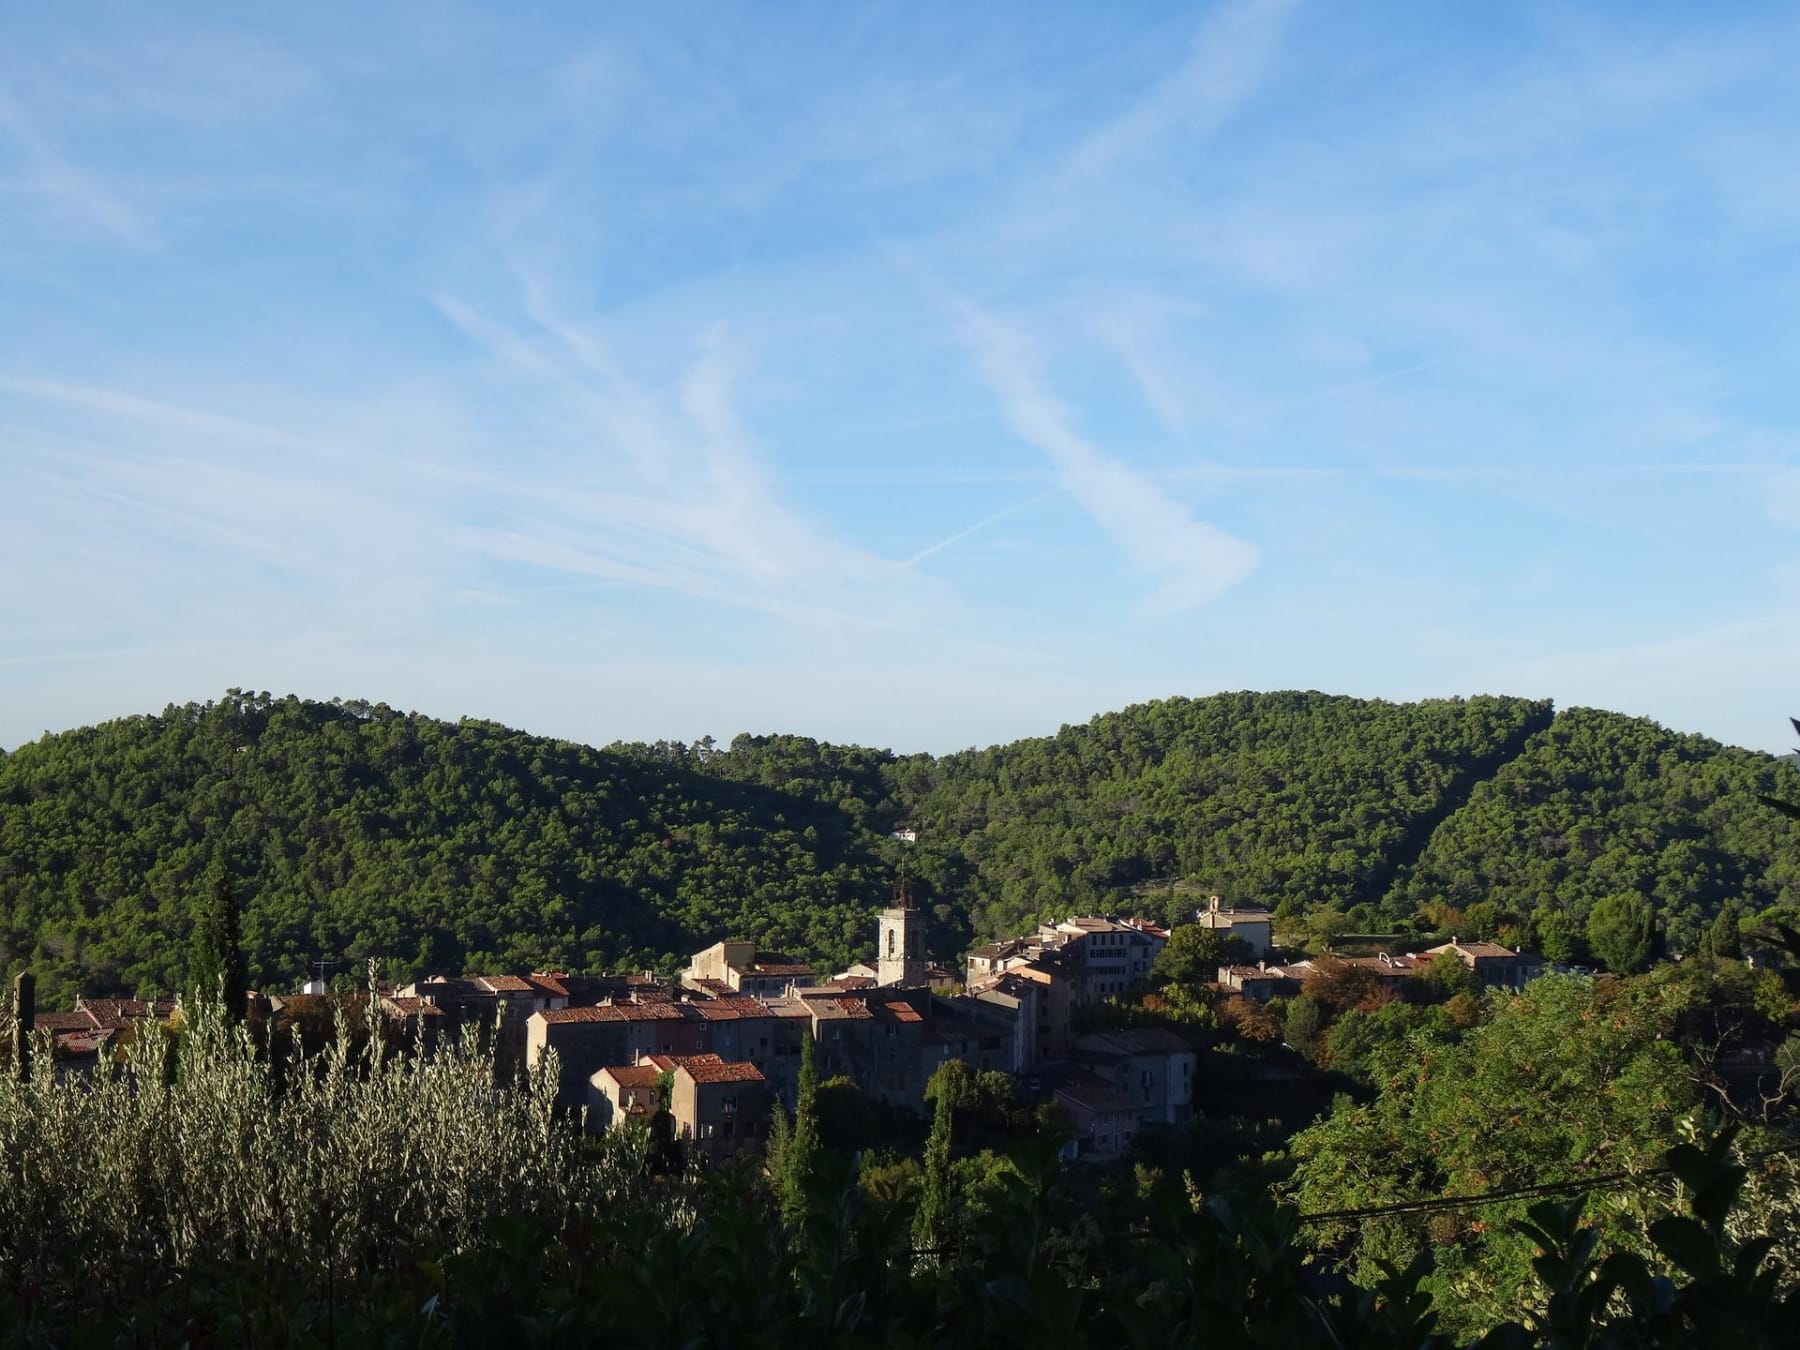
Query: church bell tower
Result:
<box><xmin>877</xmin><ymin>830</ymin><xmax>927</xmax><ymax>987</ymax></box>
<box><xmin>877</xmin><ymin>902</ymin><xmax>927</xmax><ymax>987</ymax></box>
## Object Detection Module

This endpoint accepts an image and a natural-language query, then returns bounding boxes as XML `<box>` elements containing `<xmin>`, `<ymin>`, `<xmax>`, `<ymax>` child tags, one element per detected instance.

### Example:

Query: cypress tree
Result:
<box><xmin>189</xmin><ymin>852</ymin><xmax>249</xmax><ymax>1023</ymax></box>
<box><xmin>781</xmin><ymin>1030</ymin><xmax>818</xmax><ymax>1228</ymax></box>
<box><xmin>912</xmin><ymin>1059</ymin><xmax>968</xmax><ymax>1266</ymax></box>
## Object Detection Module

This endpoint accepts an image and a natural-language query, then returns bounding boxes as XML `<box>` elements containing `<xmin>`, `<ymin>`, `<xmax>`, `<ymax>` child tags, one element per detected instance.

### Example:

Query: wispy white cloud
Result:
<box><xmin>0</xmin><ymin>82</ymin><xmax>152</xmax><ymax>246</ymax></box>
<box><xmin>1060</xmin><ymin>0</ymin><xmax>1302</xmax><ymax>181</ymax></box>
<box><xmin>956</xmin><ymin>303</ymin><xmax>1259</xmax><ymax>617</ymax></box>
<box><xmin>0</xmin><ymin>375</ymin><xmax>310</xmax><ymax>451</ymax></box>
<box><xmin>432</xmin><ymin>271</ymin><xmax>962</xmax><ymax>632</ymax></box>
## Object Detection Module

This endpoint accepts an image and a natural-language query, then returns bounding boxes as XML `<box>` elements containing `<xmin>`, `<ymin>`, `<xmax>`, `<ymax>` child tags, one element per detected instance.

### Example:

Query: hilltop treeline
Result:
<box><xmin>2</xmin><ymin>689</ymin><xmax>1797</xmax><ymax>1001</ymax></box>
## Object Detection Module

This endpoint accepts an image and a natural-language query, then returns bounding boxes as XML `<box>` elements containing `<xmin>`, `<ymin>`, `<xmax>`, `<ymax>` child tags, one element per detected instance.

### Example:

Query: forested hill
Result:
<box><xmin>2</xmin><ymin>689</ymin><xmax>1797</xmax><ymax>1004</ymax></box>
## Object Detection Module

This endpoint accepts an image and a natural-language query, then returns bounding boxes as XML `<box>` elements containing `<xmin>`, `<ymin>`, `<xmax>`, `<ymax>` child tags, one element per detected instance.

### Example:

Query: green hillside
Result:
<box><xmin>2</xmin><ymin>688</ymin><xmax>1796</xmax><ymax>1004</ymax></box>
<box><xmin>0</xmin><ymin>693</ymin><xmax>900</xmax><ymax>1004</ymax></box>
<box><xmin>1388</xmin><ymin>706</ymin><xmax>1800</xmax><ymax>952</ymax></box>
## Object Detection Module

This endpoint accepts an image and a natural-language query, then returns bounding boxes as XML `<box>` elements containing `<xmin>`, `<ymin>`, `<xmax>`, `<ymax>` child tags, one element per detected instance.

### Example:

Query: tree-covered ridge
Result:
<box><xmin>1389</xmin><ymin>707</ymin><xmax>1800</xmax><ymax>952</ymax></box>
<box><xmin>894</xmin><ymin>691</ymin><xmax>1555</xmax><ymax>939</ymax></box>
<box><xmin>4</xmin><ymin>688</ymin><xmax>1800</xmax><ymax>1005</ymax></box>
<box><xmin>0</xmin><ymin>693</ymin><xmax>899</xmax><ymax>1004</ymax></box>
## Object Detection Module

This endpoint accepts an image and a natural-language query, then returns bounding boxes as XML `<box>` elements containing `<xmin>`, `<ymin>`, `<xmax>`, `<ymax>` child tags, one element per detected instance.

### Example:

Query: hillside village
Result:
<box><xmin>25</xmin><ymin>892</ymin><xmax>1543</xmax><ymax>1164</ymax></box>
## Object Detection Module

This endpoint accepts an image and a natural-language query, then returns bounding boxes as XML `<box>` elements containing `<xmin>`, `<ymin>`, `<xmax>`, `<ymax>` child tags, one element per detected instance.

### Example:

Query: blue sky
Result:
<box><xmin>4</xmin><ymin>0</ymin><xmax>1800</xmax><ymax>755</ymax></box>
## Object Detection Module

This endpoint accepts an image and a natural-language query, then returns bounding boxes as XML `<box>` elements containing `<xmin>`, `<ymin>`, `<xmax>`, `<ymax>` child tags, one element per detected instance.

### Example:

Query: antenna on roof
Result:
<box><xmin>305</xmin><ymin>954</ymin><xmax>341</xmax><ymax>996</ymax></box>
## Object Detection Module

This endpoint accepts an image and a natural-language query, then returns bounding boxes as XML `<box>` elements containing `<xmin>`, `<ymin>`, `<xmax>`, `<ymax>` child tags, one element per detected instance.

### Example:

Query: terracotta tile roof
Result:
<box><xmin>760</xmin><ymin>997</ymin><xmax>815</xmax><ymax>1020</ymax></box>
<box><xmin>476</xmin><ymin>975</ymin><xmax>537</xmax><ymax>994</ymax></box>
<box><xmin>873</xmin><ymin>1001</ymin><xmax>923</xmax><ymax>1024</ymax></box>
<box><xmin>35</xmin><ymin>1011</ymin><xmax>98</xmax><ymax>1033</ymax></box>
<box><xmin>828</xmin><ymin>975</ymin><xmax>877</xmax><ymax>991</ymax></box>
<box><xmin>599</xmin><ymin>1064</ymin><xmax>663</xmax><ymax>1089</ymax></box>
<box><xmin>1197</xmin><ymin>909</ymin><xmax>1272</xmax><ymax>929</ymax></box>
<box><xmin>972</xmin><ymin>972</ymin><xmax>1037</xmax><ymax>999</ymax></box>
<box><xmin>1333</xmin><ymin>954</ymin><xmax>1424</xmax><ymax>976</ymax></box>
<box><xmin>1431</xmin><ymin>941</ymin><xmax>1520</xmax><ymax>960</ymax></box>
<box><xmin>78</xmin><ymin>998</ymin><xmax>175</xmax><ymax>1030</ymax></box>
<box><xmin>970</xmin><ymin>939</ymin><xmax>1024</xmax><ymax>959</ymax></box>
<box><xmin>526</xmin><ymin>974</ymin><xmax>570</xmax><ymax>998</ymax></box>
<box><xmin>807</xmin><ymin>996</ymin><xmax>874</xmax><ymax>1020</ymax></box>
<box><xmin>748</xmin><ymin>963</ymin><xmax>813</xmax><ymax>978</ymax></box>
<box><xmin>381</xmin><ymin>997</ymin><xmax>445</xmax><ymax>1017</ymax></box>
<box><xmin>1062</xmin><ymin>916</ymin><xmax>1121</xmax><ymax>933</ymax></box>
<box><xmin>1123</xmin><ymin>917</ymin><xmax>1172</xmax><ymax>938</ymax></box>
<box><xmin>539</xmin><ymin>1002</ymin><xmax>687</xmax><ymax>1024</ymax></box>
<box><xmin>679</xmin><ymin>1058</ymin><xmax>765</xmax><ymax>1085</ymax></box>
<box><xmin>686</xmin><ymin>997</ymin><xmax>769</xmax><ymax>1021</ymax></box>
<box><xmin>687</xmin><ymin>978</ymin><xmax>735</xmax><ymax>997</ymax></box>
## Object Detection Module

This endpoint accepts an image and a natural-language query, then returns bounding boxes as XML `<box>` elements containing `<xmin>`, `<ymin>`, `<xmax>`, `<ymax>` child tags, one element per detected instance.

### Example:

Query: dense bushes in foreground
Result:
<box><xmin>1</xmin><ymin>999</ymin><xmax>1798</xmax><ymax>1347</ymax></box>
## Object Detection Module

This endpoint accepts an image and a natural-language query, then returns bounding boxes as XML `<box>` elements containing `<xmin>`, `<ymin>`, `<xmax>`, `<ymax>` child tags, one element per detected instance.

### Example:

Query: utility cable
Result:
<box><xmin>1293</xmin><ymin>1139</ymin><xmax>1800</xmax><ymax>1226</ymax></box>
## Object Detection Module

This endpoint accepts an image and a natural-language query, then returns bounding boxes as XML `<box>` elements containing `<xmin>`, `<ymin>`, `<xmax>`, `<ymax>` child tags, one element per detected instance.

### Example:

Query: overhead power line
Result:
<box><xmin>1294</xmin><ymin>1139</ymin><xmax>1800</xmax><ymax>1226</ymax></box>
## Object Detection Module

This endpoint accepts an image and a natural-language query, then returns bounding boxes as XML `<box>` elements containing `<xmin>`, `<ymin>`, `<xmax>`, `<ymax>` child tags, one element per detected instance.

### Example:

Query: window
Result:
<box><xmin>722</xmin><ymin>1095</ymin><xmax>737</xmax><ymax>1115</ymax></box>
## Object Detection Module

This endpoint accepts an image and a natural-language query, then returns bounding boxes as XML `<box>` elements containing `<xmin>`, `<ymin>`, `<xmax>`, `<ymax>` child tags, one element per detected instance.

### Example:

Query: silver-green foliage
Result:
<box><xmin>0</xmin><ymin>997</ymin><xmax>652</xmax><ymax>1285</ymax></box>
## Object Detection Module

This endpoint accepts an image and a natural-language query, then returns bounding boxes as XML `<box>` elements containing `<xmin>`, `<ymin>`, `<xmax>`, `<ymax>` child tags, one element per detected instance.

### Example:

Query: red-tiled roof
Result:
<box><xmin>873</xmin><ymin>1001</ymin><xmax>923</xmax><ymax>1024</ymax></box>
<box><xmin>686</xmin><ymin>998</ymin><xmax>769</xmax><ymax>1021</ymax></box>
<box><xmin>35</xmin><ymin>1011</ymin><xmax>97</xmax><ymax>1033</ymax></box>
<box><xmin>1432</xmin><ymin>941</ymin><xmax>1519</xmax><ymax>960</ymax></box>
<box><xmin>476</xmin><ymin>975</ymin><xmax>536</xmax><ymax>994</ymax></box>
<box><xmin>527</xmin><ymin>975</ymin><xmax>570</xmax><ymax>998</ymax></box>
<box><xmin>970</xmin><ymin>939</ymin><xmax>1025</xmax><ymax>959</ymax></box>
<box><xmin>78</xmin><ymin>998</ymin><xmax>175</xmax><ymax>1030</ymax></box>
<box><xmin>1061</xmin><ymin>916</ymin><xmax>1120</xmax><ymax>933</ymax></box>
<box><xmin>539</xmin><ymin>1002</ymin><xmax>686</xmax><ymax>1024</ymax></box>
<box><xmin>678</xmin><ymin>1058</ymin><xmax>765</xmax><ymax>1085</ymax></box>
<box><xmin>1332</xmin><ymin>954</ymin><xmax>1424</xmax><ymax>976</ymax></box>
<box><xmin>600</xmin><ymin>1065</ymin><xmax>663</xmax><ymax>1088</ymax></box>
<box><xmin>748</xmin><ymin>963</ymin><xmax>813</xmax><ymax>977</ymax></box>
<box><xmin>807</xmin><ymin>996</ymin><xmax>874</xmax><ymax>1020</ymax></box>
<box><xmin>382</xmin><ymin>997</ymin><xmax>445</xmax><ymax>1017</ymax></box>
